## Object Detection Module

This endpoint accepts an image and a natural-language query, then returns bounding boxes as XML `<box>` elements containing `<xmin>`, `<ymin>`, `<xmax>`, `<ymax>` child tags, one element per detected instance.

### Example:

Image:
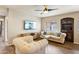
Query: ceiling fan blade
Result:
<box><xmin>44</xmin><ymin>5</ymin><xmax>48</xmax><ymax>8</ymax></box>
<box><xmin>40</xmin><ymin>11</ymin><xmax>44</xmax><ymax>14</ymax></box>
<box><xmin>40</xmin><ymin>12</ymin><xmax>43</xmax><ymax>14</ymax></box>
<box><xmin>48</xmin><ymin>8</ymin><xmax>57</xmax><ymax>11</ymax></box>
<box><xmin>35</xmin><ymin>10</ymin><xmax>42</xmax><ymax>11</ymax></box>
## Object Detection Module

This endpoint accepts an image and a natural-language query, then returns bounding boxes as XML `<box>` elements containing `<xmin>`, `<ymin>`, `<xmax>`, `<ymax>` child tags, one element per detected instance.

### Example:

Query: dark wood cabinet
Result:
<box><xmin>61</xmin><ymin>18</ymin><xmax>74</xmax><ymax>42</ymax></box>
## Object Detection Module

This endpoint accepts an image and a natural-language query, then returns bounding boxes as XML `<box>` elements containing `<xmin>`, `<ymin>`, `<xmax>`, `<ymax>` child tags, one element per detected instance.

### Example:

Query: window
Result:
<box><xmin>46</xmin><ymin>22</ymin><xmax>58</xmax><ymax>32</ymax></box>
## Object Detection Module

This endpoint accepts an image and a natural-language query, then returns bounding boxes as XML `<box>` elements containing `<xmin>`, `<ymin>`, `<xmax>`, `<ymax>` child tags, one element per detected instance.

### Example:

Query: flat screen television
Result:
<box><xmin>24</xmin><ymin>20</ymin><xmax>36</xmax><ymax>30</ymax></box>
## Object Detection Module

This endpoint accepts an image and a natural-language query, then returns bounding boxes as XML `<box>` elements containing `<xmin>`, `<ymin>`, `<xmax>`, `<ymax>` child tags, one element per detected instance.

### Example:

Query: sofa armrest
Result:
<box><xmin>60</xmin><ymin>33</ymin><xmax>66</xmax><ymax>39</ymax></box>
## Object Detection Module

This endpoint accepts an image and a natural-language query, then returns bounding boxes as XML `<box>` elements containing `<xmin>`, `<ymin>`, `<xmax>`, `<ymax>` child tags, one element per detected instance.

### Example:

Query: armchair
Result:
<box><xmin>13</xmin><ymin>36</ymin><xmax>48</xmax><ymax>54</ymax></box>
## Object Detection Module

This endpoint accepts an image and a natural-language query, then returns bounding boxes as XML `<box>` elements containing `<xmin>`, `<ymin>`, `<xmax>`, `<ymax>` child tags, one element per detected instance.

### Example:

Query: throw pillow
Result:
<box><xmin>57</xmin><ymin>32</ymin><xmax>61</xmax><ymax>37</ymax></box>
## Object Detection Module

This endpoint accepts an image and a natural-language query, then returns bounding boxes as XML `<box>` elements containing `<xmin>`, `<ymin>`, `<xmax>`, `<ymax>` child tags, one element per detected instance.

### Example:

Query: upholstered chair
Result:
<box><xmin>13</xmin><ymin>36</ymin><xmax>48</xmax><ymax>54</ymax></box>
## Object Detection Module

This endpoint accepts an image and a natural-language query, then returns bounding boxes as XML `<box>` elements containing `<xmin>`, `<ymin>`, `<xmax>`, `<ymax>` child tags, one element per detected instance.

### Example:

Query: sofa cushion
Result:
<box><xmin>47</xmin><ymin>32</ymin><xmax>62</xmax><ymax>37</ymax></box>
<box><xmin>30</xmin><ymin>33</ymin><xmax>35</xmax><ymax>36</ymax></box>
<box><xmin>57</xmin><ymin>32</ymin><xmax>61</xmax><ymax>37</ymax></box>
<box><xmin>15</xmin><ymin>36</ymin><xmax>33</xmax><ymax>43</ymax></box>
<box><xmin>50</xmin><ymin>35</ymin><xmax>60</xmax><ymax>40</ymax></box>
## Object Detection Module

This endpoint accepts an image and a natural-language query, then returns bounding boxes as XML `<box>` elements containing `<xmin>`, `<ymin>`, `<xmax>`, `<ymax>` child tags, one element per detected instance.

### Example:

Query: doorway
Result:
<box><xmin>0</xmin><ymin>16</ymin><xmax>5</xmax><ymax>42</ymax></box>
<box><xmin>61</xmin><ymin>17</ymin><xmax>74</xmax><ymax>42</ymax></box>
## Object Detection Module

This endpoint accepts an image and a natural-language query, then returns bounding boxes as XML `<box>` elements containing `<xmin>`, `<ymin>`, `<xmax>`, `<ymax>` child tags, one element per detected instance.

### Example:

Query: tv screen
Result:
<box><xmin>24</xmin><ymin>20</ymin><xmax>36</xmax><ymax>30</ymax></box>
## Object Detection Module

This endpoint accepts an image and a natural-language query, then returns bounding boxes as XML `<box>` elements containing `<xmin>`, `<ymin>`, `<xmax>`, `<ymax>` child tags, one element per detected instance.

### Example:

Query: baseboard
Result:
<box><xmin>74</xmin><ymin>42</ymin><xmax>79</xmax><ymax>44</ymax></box>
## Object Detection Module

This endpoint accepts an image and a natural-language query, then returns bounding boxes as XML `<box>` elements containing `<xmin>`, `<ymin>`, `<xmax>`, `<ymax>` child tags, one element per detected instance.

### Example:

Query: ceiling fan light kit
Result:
<box><xmin>35</xmin><ymin>5</ymin><xmax>57</xmax><ymax>14</ymax></box>
<box><xmin>43</xmin><ymin>6</ymin><xmax>48</xmax><ymax>13</ymax></box>
<box><xmin>43</xmin><ymin>10</ymin><xmax>48</xmax><ymax>13</ymax></box>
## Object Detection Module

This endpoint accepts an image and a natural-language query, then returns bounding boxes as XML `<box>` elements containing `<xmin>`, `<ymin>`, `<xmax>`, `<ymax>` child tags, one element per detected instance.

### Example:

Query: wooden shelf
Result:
<box><xmin>61</xmin><ymin>18</ymin><xmax>74</xmax><ymax>42</ymax></box>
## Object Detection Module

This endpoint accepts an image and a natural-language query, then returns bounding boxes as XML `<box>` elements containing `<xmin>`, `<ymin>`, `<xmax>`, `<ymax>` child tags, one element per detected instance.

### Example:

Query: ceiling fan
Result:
<box><xmin>35</xmin><ymin>5</ymin><xmax>57</xmax><ymax>14</ymax></box>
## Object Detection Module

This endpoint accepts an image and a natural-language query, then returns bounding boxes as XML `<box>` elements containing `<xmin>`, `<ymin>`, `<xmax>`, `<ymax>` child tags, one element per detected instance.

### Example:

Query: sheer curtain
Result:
<box><xmin>46</xmin><ymin>22</ymin><xmax>58</xmax><ymax>32</ymax></box>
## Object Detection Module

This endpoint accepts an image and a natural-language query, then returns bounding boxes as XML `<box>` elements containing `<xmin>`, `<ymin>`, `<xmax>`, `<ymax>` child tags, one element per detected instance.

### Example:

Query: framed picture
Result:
<box><xmin>24</xmin><ymin>20</ymin><xmax>36</xmax><ymax>30</ymax></box>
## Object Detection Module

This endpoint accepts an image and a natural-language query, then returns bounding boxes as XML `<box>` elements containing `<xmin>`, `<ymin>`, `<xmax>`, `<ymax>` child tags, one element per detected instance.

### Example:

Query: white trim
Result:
<box><xmin>4</xmin><ymin>17</ymin><xmax>8</xmax><ymax>42</ymax></box>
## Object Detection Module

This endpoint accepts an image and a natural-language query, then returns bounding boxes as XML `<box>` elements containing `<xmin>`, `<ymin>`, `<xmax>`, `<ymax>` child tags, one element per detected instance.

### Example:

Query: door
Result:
<box><xmin>61</xmin><ymin>17</ymin><xmax>74</xmax><ymax>42</ymax></box>
<box><xmin>0</xmin><ymin>16</ymin><xmax>5</xmax><ymax>42</ymax></box>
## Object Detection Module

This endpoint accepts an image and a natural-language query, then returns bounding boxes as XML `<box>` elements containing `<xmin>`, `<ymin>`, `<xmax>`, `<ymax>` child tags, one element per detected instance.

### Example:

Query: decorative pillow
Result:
<box><xmin>46</xmin><ymin>31</ymin><xmax>54</xmax><ymax>35</ymax></box>
<box><xmin>43</xmin><ymin>32</ymin><xmax>47</xmax><ymax>35</ymax></box>
<box><xmin>30</xmin><ymin>33</ymin><xmax>35</xmax><ymax>36</ymax></box>
<box><xmin>18</xmin><ymin>34</ymin><xmax>26</xmax><ymax>37</ymax></box>
<box><xmin>57</xmin><ymin>32</ymin><xmax>61</xmax><ymax>37</ymax></box>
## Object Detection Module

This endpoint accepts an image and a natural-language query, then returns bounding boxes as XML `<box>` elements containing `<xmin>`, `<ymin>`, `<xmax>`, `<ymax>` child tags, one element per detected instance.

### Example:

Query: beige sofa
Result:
<box><xmin>17</xmin><ymin>32</ymin><xmax>41</xmax><ymax>39</ymax></box>
<box><xmin>48</xmin><ymin>33</ymin><xmax>66</xmax><ymax>44</ymax></box>
<box><xmin>42</xmin><ymin>32</ymin><xmax>66</xmax><ymax>44</ymax></box>
<box><xmin>13</xmin><ymin>36</ymin><xmax>48</xmax><ymax>54</ymax></box>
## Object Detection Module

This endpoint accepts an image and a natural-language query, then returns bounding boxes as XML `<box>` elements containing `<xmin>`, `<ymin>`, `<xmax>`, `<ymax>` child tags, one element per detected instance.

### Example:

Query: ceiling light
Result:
<box><xmin>43</xmin><ymin>11</ymin><xmax>48</xmax><ymax>13</ymax></box>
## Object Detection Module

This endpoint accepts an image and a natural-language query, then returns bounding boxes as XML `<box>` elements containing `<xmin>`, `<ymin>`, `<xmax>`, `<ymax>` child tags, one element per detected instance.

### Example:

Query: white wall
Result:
<box><xmin>0</xmin><ymin>7</ymin><xmax>7</xmax><ymax>16</ymax></box>
<box><xmin>41</xmin><ymin>12</ymin><xmax>79</xmax><ymax>44</ymax></box>
<box><xmin>7</xmin><ymin>8</ymin><xmax>41</xmax><ymax>40</ymax></box>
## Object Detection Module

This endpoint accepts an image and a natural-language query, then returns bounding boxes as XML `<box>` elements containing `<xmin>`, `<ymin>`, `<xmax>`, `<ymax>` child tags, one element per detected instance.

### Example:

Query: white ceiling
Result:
<box><xmin>2</xmin><ymin>5</ymin><xmax>79</xmax><ymax>17</ymax></box>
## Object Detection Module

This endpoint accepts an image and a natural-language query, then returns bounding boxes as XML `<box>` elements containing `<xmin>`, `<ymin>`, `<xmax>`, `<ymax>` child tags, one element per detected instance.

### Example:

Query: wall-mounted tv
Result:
<box><xmin>24</xmin><ymin>20</ymin><xmax>36</xmax><ymax>30</ymax></box>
